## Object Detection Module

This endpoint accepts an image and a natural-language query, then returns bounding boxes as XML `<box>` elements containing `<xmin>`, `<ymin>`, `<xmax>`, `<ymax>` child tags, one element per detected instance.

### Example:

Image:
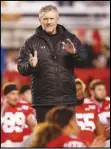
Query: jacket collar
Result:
<box><xmin>34</xmin><ymin>24</ymin><xmax>72</xmax><ymax>52</ymax></box>
<box><xmin>35</xmin><ymin>24</ymin><xmax>71</xmax><ymax>39</ymax></box>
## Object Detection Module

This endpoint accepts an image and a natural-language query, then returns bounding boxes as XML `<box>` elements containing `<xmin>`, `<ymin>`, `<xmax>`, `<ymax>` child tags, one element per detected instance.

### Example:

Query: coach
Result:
<box><xmin>17</xmin><ymin>5</ymin><xmax>87</xmax><ymax>122</ymax></box>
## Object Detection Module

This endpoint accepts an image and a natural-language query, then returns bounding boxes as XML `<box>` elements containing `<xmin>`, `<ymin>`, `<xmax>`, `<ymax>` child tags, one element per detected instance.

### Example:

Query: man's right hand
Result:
<box><xmin>29</xmin><ymin>51</ymin><xmax>38</xmax><ymax>67</ymax></box>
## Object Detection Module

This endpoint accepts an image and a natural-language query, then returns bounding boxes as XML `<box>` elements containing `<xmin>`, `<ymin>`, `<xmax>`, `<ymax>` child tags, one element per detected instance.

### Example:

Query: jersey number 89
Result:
<box><xmin>2</xmin><ymin>112</ymin><xmax>25</xmax><ymax>133</ymax></box>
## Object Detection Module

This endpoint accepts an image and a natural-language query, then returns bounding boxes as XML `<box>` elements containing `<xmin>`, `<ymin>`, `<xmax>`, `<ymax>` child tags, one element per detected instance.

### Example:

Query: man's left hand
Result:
<box><xmin>62</xmin><ymin>38</ymin><xmax>77</xmax><ymax>54</ymax></box>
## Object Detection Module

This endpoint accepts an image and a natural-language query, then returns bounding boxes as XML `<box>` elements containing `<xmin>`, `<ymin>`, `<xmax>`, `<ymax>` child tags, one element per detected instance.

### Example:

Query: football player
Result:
<box><xmin>89</xmin><ymin>79</ymin><xmax>110</xmax><ymax>146</ymax></box>
<box><xmin>75</xmin><ymin>78</ymin><xmax>105</xmax><ymax>145</ymax></box>
<box><xmin>19</xmin><ymin>85</ymin><xmax>37</xmax><ymax>140</ymax></box>
<box><xmin>1</xmin><ymin>83</ymin><xmax>37</xmax><ymax>147</ymax></box>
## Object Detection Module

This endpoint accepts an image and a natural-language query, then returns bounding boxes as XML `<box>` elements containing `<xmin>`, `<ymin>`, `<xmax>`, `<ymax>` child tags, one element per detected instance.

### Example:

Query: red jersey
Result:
<box><xmin>91</xmin><ymin>97</ymin><xmax>110</xmax><ymax>128</ymax></box>
<box><xmin>1</xmin><ymin>101</ymin><xmax>35</xmax><ymax>143</ymax></box>
<box><xmin>19</xmin><ymin>100</ymin><xmax>37</xmax><ymax>140</ymax></box>
<box><xmin>1</xmin><ymin>97</ymin><xmax>3</xmax><ymax>106</ymax></box>
<box><xmin>75</xmin><ymin>98</ymin><xmax>98</xmax><ymax>144</ymax></box>
<box><xmin>20</xmin><ymin>101</ymin><xmax>37</xmax><ymax>139</ymax></box>
<box><xmin>47</xmin><ymin>134</ymin><xmax>86</xmax><ymax>147</ymax></box>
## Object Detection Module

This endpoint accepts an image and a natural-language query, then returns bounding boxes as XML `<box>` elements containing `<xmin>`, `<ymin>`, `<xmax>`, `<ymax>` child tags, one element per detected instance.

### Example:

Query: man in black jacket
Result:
<box><xmin>17</xmin><ymin>5</ymin><xmax>87</xmax><ymax>122</ymax></box>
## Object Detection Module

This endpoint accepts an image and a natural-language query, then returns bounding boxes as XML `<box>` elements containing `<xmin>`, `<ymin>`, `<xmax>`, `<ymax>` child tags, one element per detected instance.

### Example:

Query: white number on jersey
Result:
<box><xmin>64</xmin><ymin>141</ymin><xmax>86</xmax><ymax>147</ymax></box>
<box><xmin>2</xmin><ymin>112</ymin><xmax>25</xmax><ymax>133</ymax></box>
<box><xmin>98</xmin><ymin>111</ymin><xmax>110</xmax><ymax>126</ymax></box>
<box><xmin>76</xmin><ymin>113</ymin><xmax>96</xmax><ymax>131</ymax></box>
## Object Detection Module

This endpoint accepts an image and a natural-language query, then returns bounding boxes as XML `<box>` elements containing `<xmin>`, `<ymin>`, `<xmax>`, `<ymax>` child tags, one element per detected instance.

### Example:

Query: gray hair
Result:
<box><xmin>39</xmin><ymin>5</ymin><xmax>59</xmax><ymax>19</ymax></box>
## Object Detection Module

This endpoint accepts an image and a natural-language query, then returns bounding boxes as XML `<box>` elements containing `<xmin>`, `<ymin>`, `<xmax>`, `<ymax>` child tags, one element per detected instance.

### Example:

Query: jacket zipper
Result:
<box><xmin>54</xmin><ymin>41</ymin><xmax>62</xmax><ymax>97</ymax></box>
<box><xmin>37</xmin><ymin>35</ymin><xmax>61</xmax><ymax>96</ymax></box>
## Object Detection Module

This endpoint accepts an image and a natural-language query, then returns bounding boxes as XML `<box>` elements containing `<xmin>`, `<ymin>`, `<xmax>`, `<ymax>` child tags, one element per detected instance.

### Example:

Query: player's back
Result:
<box><xmin>46</xmin><ymin>134</ymin><xmax>86</xmax><ymax>148</ymax></box>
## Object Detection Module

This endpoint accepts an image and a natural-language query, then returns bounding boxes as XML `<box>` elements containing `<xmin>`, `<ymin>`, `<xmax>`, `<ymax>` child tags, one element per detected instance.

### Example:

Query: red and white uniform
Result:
<box><xmin>47</xmin><ymin>134</ymin><xmax>86</xmax><ymax>147</ymax></box>
<box><xmin>91</xmin><ymin>97</ymin><xmax>110</xmax><ymax>129</ymax></box>
<box><xmin>75</xmin><ymin>98</ymin><xmax>98</xmax><ymax>145</ymax></box>
<box><xmin>1</xmin><ymin>101</ymin><xmax>36</xmax><ymax>147</ymax></box>
<box><xmin>19</xmin><ymin>101</ymin><xmax>37</xmax><ymax>140</ymax></box>
<box><xmin>89</xmin><ymin>97</ymin><xmax>110</xmax><ymax>147</ymax></box>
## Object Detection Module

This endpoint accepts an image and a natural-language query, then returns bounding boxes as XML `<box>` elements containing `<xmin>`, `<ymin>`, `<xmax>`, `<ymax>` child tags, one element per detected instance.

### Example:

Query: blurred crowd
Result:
<box><xmin>57</xmin><ymin>1</ymin><xmax>109</xmax><ymax>7</ymax></box>
<box><xmin>2</xmin><ymin>28</ymin><xmax>110</xmax><ymax>73</ymax></box>
<box><xmin>77</xmin><ymin>28</ymin><xmax>110</xmax><ymax>68</ymax></box>
<box><xmin>2</xmin><ymin>1</ymin><xmax>110</xmax><ymax>7</ymax></box>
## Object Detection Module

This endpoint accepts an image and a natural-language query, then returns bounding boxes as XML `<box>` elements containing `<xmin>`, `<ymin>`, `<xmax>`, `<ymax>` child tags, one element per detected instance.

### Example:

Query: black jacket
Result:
<box><xmin>17</xmin><ymin>24</ymin><xmax>87</xmax><ymax>106</ymax></box>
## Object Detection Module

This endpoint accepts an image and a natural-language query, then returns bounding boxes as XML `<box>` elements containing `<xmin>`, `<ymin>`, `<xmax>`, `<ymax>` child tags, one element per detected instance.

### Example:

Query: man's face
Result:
<box><xmin>6</xmin><ymin>90</ymin><xmax>19</xmax><ymax>106</ymax></box>
<box><xmin>76</xmin><ymin>83</ymin><xmax>84</xmax><ymax>100</ymax></box>
<box><xmin>39</xmin><ymin>10</ymin><xmax>58</xmax><ymax>34</ymax></box>
<box><xmin>93</xmin><ymin>85</ymin><xmax>106</xmax><ymax>101</ymax></box>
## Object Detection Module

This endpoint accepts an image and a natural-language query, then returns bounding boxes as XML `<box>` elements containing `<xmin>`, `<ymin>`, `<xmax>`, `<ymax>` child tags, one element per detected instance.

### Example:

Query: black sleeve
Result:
<box><xmin>70</xmin><ymin>35</ymin><xmax>88</xmax><ymax>67</ymax></box>
<box><xmin>17</xmin><ymin>38</ymin><xmax>37</xmax><ymax>76</ymax></box>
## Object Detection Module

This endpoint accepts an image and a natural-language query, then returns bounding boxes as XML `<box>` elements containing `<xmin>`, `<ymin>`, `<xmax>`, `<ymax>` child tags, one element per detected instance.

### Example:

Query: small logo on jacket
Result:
<box><xmin>41</xmin><ymin>46</ymin><xmax>45</xmax><ymax>49</ymax></box>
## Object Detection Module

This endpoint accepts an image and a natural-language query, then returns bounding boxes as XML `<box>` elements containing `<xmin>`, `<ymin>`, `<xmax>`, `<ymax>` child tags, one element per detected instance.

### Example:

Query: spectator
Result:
<box><xmin>101</xmin><ymin>44</ymin><xmax>110</xmax><ymax>68</ymax></box>
<box><xmin>91</xmin><ymin>29</ymin><xmax>102</xmax><ymax>55</ymax></box>
<box><xmin>77</xmin><ymin>28</ymin><xmax>96</xmax><ymax>67</ymax></box>
<box><xmin>5</xmin><ymin>49</ymin><xmax>18</xmax><ymax>71</ymax></box>
<box><xmin>93</xmin><ymin>55</ymin><xmax>107</xmax><ymax>68</ymax></box>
